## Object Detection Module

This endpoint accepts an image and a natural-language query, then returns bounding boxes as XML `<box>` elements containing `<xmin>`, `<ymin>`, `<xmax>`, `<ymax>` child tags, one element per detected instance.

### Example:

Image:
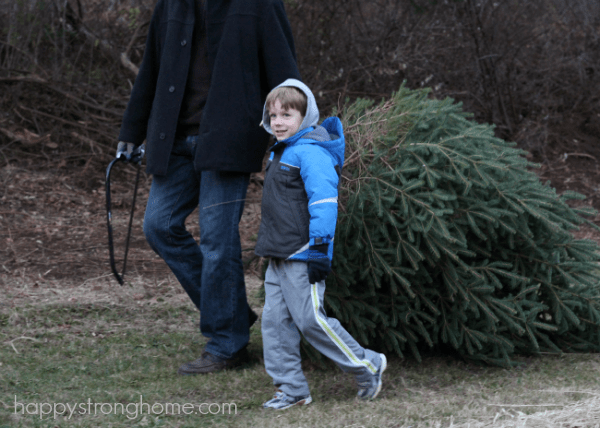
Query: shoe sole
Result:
<box><xmin>178</xmin><ymin>348</ymin><xmax>252</xmax><ymax>375</ymax></box>
<box><xmin>177</xmin><ymin>364</ymin><xmax>226</xmax><ymax>375</ymax></box>
<box><xmin>370</xmin><ymin>354</ymin><xmax>387</xmax><ymax>400</ymax></box>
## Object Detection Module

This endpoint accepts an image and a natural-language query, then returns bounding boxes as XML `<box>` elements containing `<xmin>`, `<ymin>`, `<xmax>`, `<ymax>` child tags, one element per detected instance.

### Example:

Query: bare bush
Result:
<box><xmin>286</xmin><ymin>0</ymin><xmax>600</xmax><ymax>154</ymax></box>
<box><xmin>0</xmin><ymin>0</ymin><xmax>598</xmax><ymax>174</ymax></box>
<box><xmin>0</xmin><ymin>0</ymin><xmax>154</xmax><ymax>172</ymax></box>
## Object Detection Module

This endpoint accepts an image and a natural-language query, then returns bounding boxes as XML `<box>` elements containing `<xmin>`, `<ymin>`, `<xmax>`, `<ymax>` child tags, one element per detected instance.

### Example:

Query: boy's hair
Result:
<box><xmin>265</xmin><ymin>86</ymin><xmax>307</xmax><ymax>117</ymax></box>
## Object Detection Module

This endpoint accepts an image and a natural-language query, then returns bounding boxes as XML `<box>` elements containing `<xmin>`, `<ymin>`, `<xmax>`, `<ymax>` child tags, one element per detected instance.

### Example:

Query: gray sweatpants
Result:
<box><xmin>262</xmin><ymin>259</ymin><xmax>382</xmax><ymax>397</ymax></box>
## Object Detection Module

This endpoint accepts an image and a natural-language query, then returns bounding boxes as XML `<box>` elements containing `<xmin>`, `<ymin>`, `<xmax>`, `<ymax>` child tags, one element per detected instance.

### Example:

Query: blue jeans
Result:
<box><xmin>143</xmin><ymin>136</ymin><xmax>251</xmax><ymax>359</ymax></box>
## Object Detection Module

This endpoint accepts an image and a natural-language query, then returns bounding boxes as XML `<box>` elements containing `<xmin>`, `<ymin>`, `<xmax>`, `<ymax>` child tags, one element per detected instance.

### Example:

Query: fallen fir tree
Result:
<box><xmin>322</xmin><ymin>84</ymin><xmax>600</xmax><ymax>367</ymax></box>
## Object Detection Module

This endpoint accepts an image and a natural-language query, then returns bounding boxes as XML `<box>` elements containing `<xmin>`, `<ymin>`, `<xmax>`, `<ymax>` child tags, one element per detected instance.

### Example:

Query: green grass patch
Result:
<box><xmin>1</xmin><ymin>296</ymin><xmax>599</xmax><ymax>427</ymax></box>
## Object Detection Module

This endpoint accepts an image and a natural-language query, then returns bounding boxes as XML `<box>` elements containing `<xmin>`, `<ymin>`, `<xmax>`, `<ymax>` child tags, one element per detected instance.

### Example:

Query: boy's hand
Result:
<box><xmin>308</xmin><ymin>259</ymin><xmax>330</xmax><ymax>284</ymax></box>
<box><xmin>307</xmin><ymin>242</ymin><xmax>331</xmax><ymax>284</ymax></box>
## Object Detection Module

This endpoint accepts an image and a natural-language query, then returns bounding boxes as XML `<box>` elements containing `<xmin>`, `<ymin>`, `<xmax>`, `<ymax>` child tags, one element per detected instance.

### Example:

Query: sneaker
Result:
<box><xmin>178</xmin><ymin>351</ymin><xmax>233</xmax><ymax>375</ymax></box>
<box><xmin>356</xmin><ymin>353</ymin><xmax>387</xmax><ymax>400</ymax></box>
<box><xmin>263</xmin><ymin>390</ymin><xmax>312</xmax><ymax>410</ymax></box>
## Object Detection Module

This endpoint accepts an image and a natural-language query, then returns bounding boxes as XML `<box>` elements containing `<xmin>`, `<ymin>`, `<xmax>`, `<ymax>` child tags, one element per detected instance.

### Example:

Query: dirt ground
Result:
<box><xmin>1</xmin><ymin>139</ymin><xmax>600</xmax><ymax>294</ymax></box>
<box><xmin>0</xmin><ymin>162</ymin><xmax>264</xmax><ymax>287</ymax></box>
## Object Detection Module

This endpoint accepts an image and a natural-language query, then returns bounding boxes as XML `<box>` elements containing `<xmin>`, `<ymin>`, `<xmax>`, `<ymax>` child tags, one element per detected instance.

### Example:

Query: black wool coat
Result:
<box><xmin>118</xmin><ymin>0</ymin><xmax>300</xmax><ymax>176</ymax></box>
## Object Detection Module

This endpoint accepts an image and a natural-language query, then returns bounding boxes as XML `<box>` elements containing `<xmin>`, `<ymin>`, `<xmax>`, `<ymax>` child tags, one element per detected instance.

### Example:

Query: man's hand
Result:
<box><xmin>307</xmin><ymin>242</ymin><xmax>331</xmax><ymax>284</ymax></box>
<box><xmin>116</xmin><ymin>142</ymin><xmax>145</xmax><ymax>164</ymax></box>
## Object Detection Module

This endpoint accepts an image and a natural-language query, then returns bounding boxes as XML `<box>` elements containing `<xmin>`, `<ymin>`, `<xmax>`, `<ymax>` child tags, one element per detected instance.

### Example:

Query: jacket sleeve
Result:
<box><xmin>118</xmin><ymin>0</ymin><xmax>163</xmax><ymax>145</ymax></box>
<box><xmin>298</xmin><ymin>147</ymin><xmax>339</xmax><ymax>247</ymax></box>
<box><xmin>258</xmin><ymin>0</ymin><xmax>301</xmax><ymax>90</ymax></box>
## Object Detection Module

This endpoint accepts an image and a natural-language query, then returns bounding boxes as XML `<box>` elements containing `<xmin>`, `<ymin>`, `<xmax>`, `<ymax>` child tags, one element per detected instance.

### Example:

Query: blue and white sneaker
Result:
<box><xmin>263</xmin><ymin>390</ymin><xmax>312</xmax><ymax>410</ymax></box>
<box><xmin>357</xmin><ymin>353</ymin><xmax>387</xmax><ymax>400</ymax></box>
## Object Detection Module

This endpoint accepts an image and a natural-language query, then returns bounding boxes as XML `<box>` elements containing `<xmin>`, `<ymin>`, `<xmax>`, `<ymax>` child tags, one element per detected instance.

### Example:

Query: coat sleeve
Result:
<box><xmin>258</xmin><ymin>0</ymin><xmax>301</xmax><ymax>91</ymax></box>
<box><xmin>118</xmin><ymin>0</ymin><xmax>164</xmax><ymax>145</ymax></box>
<box><xmin>298</xmin><ymin>146</ymin><xmax>339</xmax><ymax>247</ymax></box>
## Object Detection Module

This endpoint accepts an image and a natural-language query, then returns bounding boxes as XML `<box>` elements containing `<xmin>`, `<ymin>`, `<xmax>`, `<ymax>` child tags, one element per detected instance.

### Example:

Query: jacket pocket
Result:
<box><xmin>290</xmin><ymin>198</ymin><xmax>310</xmax><ymax>243</ymax></box>
<box><xmin>277</xmin><ymin>167</ymin><xmax>310</xmax><ymax>242</ymax></box>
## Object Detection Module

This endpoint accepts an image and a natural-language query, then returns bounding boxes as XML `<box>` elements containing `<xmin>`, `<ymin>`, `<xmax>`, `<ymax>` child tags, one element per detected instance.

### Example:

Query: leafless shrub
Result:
<box><xmin>0</xmin><ymin>0</ymin><xmax>598</xmax><ymax>173</ymax></box>
<box><xmin>286</xmin><ymin>0</ymin><xmax>600</xmax><ymax>155</ymax></box>
<box><xmin>0</xmin><ymin>0</ymin><xmax>154</xmax><ymax>172</ymax></box>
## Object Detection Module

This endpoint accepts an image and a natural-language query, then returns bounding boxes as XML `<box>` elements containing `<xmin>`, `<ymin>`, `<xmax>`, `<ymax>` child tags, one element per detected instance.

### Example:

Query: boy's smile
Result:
<box><xmin>269</xmin><ymin>99</ymin><xmax>304</xmax><ymax>141</ymax></box>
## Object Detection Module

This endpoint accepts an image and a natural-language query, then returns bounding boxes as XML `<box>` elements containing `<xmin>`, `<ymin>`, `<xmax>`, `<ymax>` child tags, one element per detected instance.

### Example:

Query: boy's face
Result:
<box><xmin>269</xmin><ymin>99</ymin><xmax>304</xmax><ymax>141</ymax></box>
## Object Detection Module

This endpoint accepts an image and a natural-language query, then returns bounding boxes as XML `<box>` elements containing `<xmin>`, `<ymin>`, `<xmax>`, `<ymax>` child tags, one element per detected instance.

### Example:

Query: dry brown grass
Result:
<box><xmin>450</xmin><ymin>394</ymin><xmax>600</xmax><ymax>428</ymax></box>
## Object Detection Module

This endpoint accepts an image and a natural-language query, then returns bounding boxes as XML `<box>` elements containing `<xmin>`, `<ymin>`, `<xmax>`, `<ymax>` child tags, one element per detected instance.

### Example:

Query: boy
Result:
<box><xmin>255</xmin><ymin>79</ymin><xmax>387</xmax><ymax>410</ymax></box>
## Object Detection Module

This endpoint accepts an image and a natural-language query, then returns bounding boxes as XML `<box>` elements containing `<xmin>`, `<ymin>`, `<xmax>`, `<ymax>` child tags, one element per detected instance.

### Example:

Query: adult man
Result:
<box><xmin>116</xmin><ymin>0</ymin><xmax>300</xmax><ymax>374</ymax></box>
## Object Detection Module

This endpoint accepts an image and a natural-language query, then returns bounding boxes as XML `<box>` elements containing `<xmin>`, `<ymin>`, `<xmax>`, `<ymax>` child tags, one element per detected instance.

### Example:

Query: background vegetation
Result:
<box><xmin>1</xmin><ymin>0</ymin><xmax>599</xmax><ymax>170</ymax></box>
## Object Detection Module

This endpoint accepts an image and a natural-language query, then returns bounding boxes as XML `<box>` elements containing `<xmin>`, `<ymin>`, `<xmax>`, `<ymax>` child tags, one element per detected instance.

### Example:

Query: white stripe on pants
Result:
<box><xmin>261</xmin><ymin>259</ymin><xmax>381</xmax><ymax>397</ymax></box>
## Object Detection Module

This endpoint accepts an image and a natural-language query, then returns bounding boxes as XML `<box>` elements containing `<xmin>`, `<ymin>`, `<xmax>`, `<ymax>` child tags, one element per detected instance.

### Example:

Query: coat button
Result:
<box><xmin>169</xmin><ymin>86</ymin><xmax>175</xmax><ymax>92</ymax></box>
<box><xmin>181</xmin><ymin>40</ymin><xmax>187</xmax><ymax>46</ymax></box>
<box><xmin>159</xmin><ymin>133</ymin><xmax>166</xmax><ymax>140</ymax></box>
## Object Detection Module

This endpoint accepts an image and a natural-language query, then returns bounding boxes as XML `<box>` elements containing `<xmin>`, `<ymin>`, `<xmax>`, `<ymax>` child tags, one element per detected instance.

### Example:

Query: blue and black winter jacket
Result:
<box><xmin>254</xmin><ymin>79</ymin><xmax>345</xmax><ymax>263</ymax></box>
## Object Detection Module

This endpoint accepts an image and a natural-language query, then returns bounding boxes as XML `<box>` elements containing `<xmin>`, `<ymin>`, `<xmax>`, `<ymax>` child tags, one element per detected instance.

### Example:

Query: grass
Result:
<box><xmin>1</xmin><ymin>275</ymin><xmax>600</xmax><ymax>427</ymax></box>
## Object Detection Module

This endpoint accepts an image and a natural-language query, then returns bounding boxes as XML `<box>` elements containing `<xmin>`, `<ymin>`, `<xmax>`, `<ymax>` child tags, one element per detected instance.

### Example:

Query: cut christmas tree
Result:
<box><xmin>326</xmin><ymin>84</ymin><xmax>600</xmax><ymax>367</ymax></box>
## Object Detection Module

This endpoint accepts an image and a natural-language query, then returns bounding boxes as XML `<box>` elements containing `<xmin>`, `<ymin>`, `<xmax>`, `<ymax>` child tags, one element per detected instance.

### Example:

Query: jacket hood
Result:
<box><xmin>262</xmin><ymin>79</ymin><xmax>345</xmax><ymax>169</ymax></box>
<box><xmin>261</xmin><ymin>78</ymin><xmax>319</xmax><ymax>136</ymax></box>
